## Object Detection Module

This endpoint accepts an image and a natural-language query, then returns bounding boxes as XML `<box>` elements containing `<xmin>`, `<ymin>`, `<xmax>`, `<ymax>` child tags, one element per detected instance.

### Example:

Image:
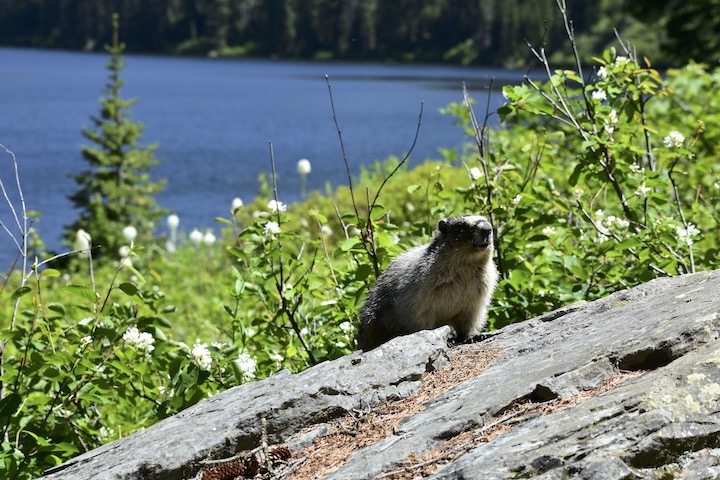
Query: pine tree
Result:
<box><xmin>66</xmin><ymin>13</ymin><xmax>166</xmax><ymax>259</ymax></box>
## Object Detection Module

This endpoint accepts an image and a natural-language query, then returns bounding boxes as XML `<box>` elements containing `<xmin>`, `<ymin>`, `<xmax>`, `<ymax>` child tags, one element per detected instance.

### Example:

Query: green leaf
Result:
<box><xmin>407</xmin><ymin>184</ymin><xmax>422</xmax><ymax>194</ymax></box>
<box><xmin>65</xmin><ymin>285</ymin><xmax>98</xmax><ymax>303</ymax></box>
<box><xmin>215</xmin><ymin>216</ymin><xmax>232</xmax><ymax>225</ymax></box>
<box><xmin>341</xmin><ymin>237</ymin><xmax>361</xmax><ymax>252</ymax></box>
<box><xmin>118</xmin><ymin>282</ymin><xmax>139</xmax><ymax>296</ymax></box>
<box><xmin>41</xmin><ymin>268</ymin><xmax>61</xmax><ymax>278</ymax></box>
<box><xmin>121</xmin><ymin>263</ymin><xmax>146</xmax><ymax>284</ymax></box>
<box><xmin>0</xmin><ymin>393</ymin><xmax>22</xmax><ymax>419</ymax></box>
<box><xmin>11</xmin><ymin>286</ymin><xmax>32</xmax><ymax>301</ymax></box>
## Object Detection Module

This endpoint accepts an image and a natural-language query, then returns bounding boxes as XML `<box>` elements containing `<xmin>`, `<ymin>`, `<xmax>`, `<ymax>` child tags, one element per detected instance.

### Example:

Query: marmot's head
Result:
<box><xmin>437</xmin><ymin>215</ymin><xmax>494</xmax><ymax>257</ymax></box>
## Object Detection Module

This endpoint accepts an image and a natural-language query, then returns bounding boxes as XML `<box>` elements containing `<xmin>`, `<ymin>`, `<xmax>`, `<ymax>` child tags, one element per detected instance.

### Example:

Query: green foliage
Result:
<box><xmin>65</xmin><ymin>14</ymin><xmax>166</xmax><ymax>261</ymax></box>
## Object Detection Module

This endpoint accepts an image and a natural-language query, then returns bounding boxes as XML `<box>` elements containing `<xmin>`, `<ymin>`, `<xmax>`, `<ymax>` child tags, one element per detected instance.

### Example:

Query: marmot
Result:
<box><xmin>358</xmin><ymin>215</ymin><xmax>498</xmax><ymax>351</ymax></box>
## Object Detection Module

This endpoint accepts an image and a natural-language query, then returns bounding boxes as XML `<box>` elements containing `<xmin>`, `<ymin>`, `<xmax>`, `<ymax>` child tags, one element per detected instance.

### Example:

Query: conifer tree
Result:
<box><xmin>66</xmin><ymin>13</ymin><xmax>166</xmax><ymax>259</ymax></box>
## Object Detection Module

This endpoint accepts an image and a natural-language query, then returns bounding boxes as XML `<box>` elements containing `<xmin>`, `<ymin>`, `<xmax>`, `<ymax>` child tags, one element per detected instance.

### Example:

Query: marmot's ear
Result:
<box><xmin>438</xmin><ymin>219</ymin><xmax>449</xmax><ymax>234</ymax></box>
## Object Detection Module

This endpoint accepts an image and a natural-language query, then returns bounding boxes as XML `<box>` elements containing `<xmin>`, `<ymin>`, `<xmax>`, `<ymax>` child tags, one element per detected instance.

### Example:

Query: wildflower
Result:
<box><xmin>636</xmin><ymin>183</ymin><xmax>652</xmax><ymax>197</ymax></box>
<box><xmin>604</xmin><ymin>109</ymin><xmax>619</xmax><ymax>135</ymax></box>
<box><xmin>269</xmin><ymin>353</ymin><xmax>284</xmax><ymax>364</ymax></box>
<box><xmin>235</xmin><ymin>353</ymin><xmax>257</xmax><ymax>379</ymax></box>
<box><xmin>189</xmin><ymin>228</ymin><xmax>203</xmax><ymax>246</ymax></box>
<box><xmin>597</xmin><ymin>66</ymin><xmax>608</xmax><ymax>79</ymax></box>
<box><xmin>79</xmin><ymin>316</ymin><xmax>93</xmax><ymax>326</ymax></box>
<box><xmin>120</xmin><ymin>257</ymin><xmax>133</xmax><ymax>268</ymax></box>
<box><xmin>297</xmin><ymin>158</ymin><xmax>312</xmax><ymax>175</ymax></box>
<box><xmin>675</xmin><ymin>223</ymin><xmax>700</xmax><ymax>246</ymax></box>
<box><xmin>122</xmin><ymin>326</ymin><xmax>155</xmax><ymax>354</ymax></box>
<box><xmin>663</xmin><ymin>130</ymin><xmax>685</xmax><ymax>149</ymax></box>
<box><xmin>264</xmin><ymin>221</ymin><xmax>281</xmax><ymax>239</ymax></box>
<box><xmin>614</xmin><ymin>55</ymin><xmax>629</xmax><ymax>67</ymax></box>
<box><xmin>231</xmin><ymin>198</ymin><xmax>244</xmax><ymax>217</ymax></box>
<box><xmin>629</xmin><ymin>163</ymin><xmax>642</xmax><ymax>173</ymax></box>
<box><xmin>167</xmin><ymin>214</ymin><xmax>180</xmax><ymax>231</ymax></box>
<box><xmin>74</xmin><ymin>229</ymin><xmax>91</xmax><ymax>256</ymax></box>
<box><xmin>190</xmin><ymin>341</ymin><xmax>212</xmax><ymax>371</ymax></box>
<box><xmin>321</xmin><ymin>224</ymin><xmax>333</xmax><ymax>237</ymax></box>
<box><xmin>339</xmin><ymin>321</ymin><xmax>352</xmax><ymax>333</ymax></box>
<box><xmin>203</xmin><ymin>230</ymin><xmax>216</xmax><ymax>246</ymax></box>
<box><xmin>512</xmin><ymin>194</ymin><xmax>522</xmax><ymax>205</ymax></box>
<box><xmin>591</xmin><ymin>89</ymin><xmax>607</xmax><ymax>102</ymax></box>
<box><xmin>80</xmin><ymin>336</ymin><xmax>92</xmax><ymax>348</ymax></box>
<box><xmin>267</xmin><ymin>199</ymin><xmax>287</xmax><ymax>213</ymax></box>
<box><xmin>595</xmin><ymin>209</ymin><xmax>605</xmax><ymax>219</ymax></box>
<box><xmin>122</xmin><ymin>225</ymin><xmax>137</xmax><ymax>243</ymax></box>
<box><xmin>542</xmin><ymin>226</ymin><xmax>556</xmax><ymax>237</ymax></box>
<box><xmin>469</xmin><ymin>167</ymin><xmax>483</xmax><ymax>181</ymax></box>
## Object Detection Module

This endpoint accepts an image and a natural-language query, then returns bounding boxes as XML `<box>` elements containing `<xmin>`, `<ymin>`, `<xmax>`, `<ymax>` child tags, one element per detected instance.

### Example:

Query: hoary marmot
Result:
<box><xmin>358</xmin><ymin>215</ymin><xmax>498</xmax><ymax>351</ymax></box>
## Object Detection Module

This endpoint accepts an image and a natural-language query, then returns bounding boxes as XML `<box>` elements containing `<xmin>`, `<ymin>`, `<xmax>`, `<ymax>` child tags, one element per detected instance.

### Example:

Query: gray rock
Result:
<box><xmin>42</xmin><ymin>270</ymin><xmax>720</xmax><ymax>479</ymax></box>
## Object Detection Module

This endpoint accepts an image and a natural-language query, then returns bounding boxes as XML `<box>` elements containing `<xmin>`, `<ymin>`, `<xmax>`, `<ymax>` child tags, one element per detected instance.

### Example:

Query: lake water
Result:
<box><xmin>0</xmin><ymin>47</ymin><xmax>519</xmax><ymax>270</ymax></box>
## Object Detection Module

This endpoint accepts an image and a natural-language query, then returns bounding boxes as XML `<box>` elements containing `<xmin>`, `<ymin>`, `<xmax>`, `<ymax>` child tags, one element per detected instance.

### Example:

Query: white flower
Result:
<box><xmin>636</xmin><ymin>183</ymin><xmax>652</xmax><ymax>197</ymax></box>
<box><xmin>203</xmin><ymin>230</ymin><xmax>216</xmax><ymax>246</ymax></box>
<box><xmin>122</xmin><ymin>326</ymin><xmax>155</xmax><ymax>354</ymax></box>
<box><xmin>79</xmin><ymin>317</ymin><xmax>93</xmax><ymax>326</ymax></box>
<box><xmin>663</xmin><ymin>130</ymin><xmax>685</xmax><ymax>149</ymax></box>
<box><xmin>267</xmin><ymin>199</ymin><xmax>287</xmax><ymax>213</ymax></box>
<box><xmin>119</xmin><ymin>245</ymin><xmax>131</xmax><ymax>258</ymax></box>
<box><xmin>166</xmin><ymin>214</ymin><xmax>180</xmax><ymax>231</ymax></box>
<box><xmin>597</xmin><ymin>66</ymin><xmax>608</xmax><ymax>79</ymax></box>
<box><xmin>297</xmin><ymin>158</ymin><xmax>312</xmax><ymax>175</ymax></box>
<box><xmin>595</xmin><ymin>209</ymin><xmax>605</xmax><ymax>219</ymax></box>
<box><xmin>512</xmin><ymin>194</ymin><xmax>522</xmax><ymax>205</ymax></box>
<box><xmin>231</xmin><ymin>197</ymin><xmax>244</xmax><ymax>211</ymax></box>
<box><xmin>264</xmin><ymin>221</ymin><xmax>281</xmax><ymax>239</ymax></box>
<box><xmin>591</xmin><ymin>90</ymin><xmax>607</xmax><ymax>102</ymax></box>
<box><xmin>676</xmin><ymin>223</ymin><xmax>700</xmax><ymax>246</ymax></box>
<box><xmin>614</xmin><ymin>55</ymin><xmax>629</xmax><ymax>67</ymax></box>
<box><xmin>269</xmin><ymin>353</ymin><xmax>284</xmax><ymax>363</ymax></box>
<box><xmin>190</xmin><ymin>341</ymin><xmax>212</xmax><ymax>371</ymax></box>
<box><xmin>80</xmin><ymin>336</ymin><xmax>92</xmax><ymax>348</ymax></box>
<box><xmin>320</xmin><ymin>224</ymin><xmax>333</xmax><ymax>237</ymax></box>
<box><xmin>469</xmin><ymin>167</ymin><xmax>483</xmax><ymax>181</ymax></box>
<box><xmin>122</xmin><ymin>225</ymin><xmax>137</xmax><ymax>242</ymax></box>
<box><xmin>340</xmin><ymin>321</ymin><xmax>352</xmax><ymax>332</ymax></box>
<box><xmin>608</xmin><ymin>109</ymin><xmax>619</xmax><ymax>125</ymax></box>
<box><xmin>120</xmin><ymin>257</ymin><xmax>133</xmax><ymax>268</ymax></box>
<box><xmin>235</xmin><ymin>353</ymin><xmax>257</xmax><ymax>379</ymax></box>
<box><xmin>501</xmin><ymin>88</ymin><xmax>510</xmax><ymax>100</ymax></box>
<box><xmin>189</xmin><ymin>228</ymin><xmax>203</xmax><ymax>246</ymax></box>
<box><xmin>74</xmin><ymin>229</ymin><xmax>91</xmax><ymax>256</ymax></box>
<box><xmin>629</xmin><ymin>163</ymin><xmax>642</xmax><ymax>173</ymax></box>
<box><xmin>542</xmin><ymin>226</ymin><xmax>556</xmax><ymax>237</ymax></box>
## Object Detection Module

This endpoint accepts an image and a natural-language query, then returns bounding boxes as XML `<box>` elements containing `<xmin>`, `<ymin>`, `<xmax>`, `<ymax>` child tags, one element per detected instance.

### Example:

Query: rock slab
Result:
<box><xmin>43</xmin><ymin>270</ymin><xmax>720</xmax><ymax>479</ymax></box>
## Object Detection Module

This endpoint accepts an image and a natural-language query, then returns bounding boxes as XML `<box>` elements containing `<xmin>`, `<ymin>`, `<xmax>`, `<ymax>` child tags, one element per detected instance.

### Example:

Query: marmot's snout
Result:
<box><xmin>473</xmin><ymin>222</ymin><xmax>493</xmax><ymax>250</ymax></box>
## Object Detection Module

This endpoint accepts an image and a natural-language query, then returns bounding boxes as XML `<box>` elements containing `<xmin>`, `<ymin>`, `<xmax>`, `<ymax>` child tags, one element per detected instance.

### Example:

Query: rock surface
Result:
<box><xmin>42</xmin><ymin>270</ymin><xmax>720</xmax><ymax>479</ymax></box>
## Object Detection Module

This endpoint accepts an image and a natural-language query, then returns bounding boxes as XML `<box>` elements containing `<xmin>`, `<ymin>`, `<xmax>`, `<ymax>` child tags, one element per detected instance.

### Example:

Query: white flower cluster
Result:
<box><xmin>604</xmin><ymin>109</ymin><xmax>619</xmax><ymax>135</ymax></box>
<box><xmin>663</xmin><ymin>130</ymin><xmax>685</xmax><ymax>149</ymax></box>
<box><xmin>591</xmin><ymin>89</ymin><xmax>607</xmax><ymax>102</ymax></box>
<box><xmin>469</xmin><ymin>167</ymin><xmax>483</xmax><ymax>181</ymax></box>
<box><xmin>264</xmin><ymin>221</ymin><xmax>281</xmax><ymax>239</ymax></box>
<box><xmin>595</xmin><ymin>210</ymin><xmax>630</xmax><ymax>237</ymax></box>
<box><xmin>676</xmin><ymin>223</ymin><xmax>700</xmax><ymax>246</ymax></box>
<box><xmin>236</xmin><ymin>353</ymin><xmax>257</xmax><ymax>380</ymax></box>
<box><xmin>122</xmin><ymin>326</ymin><xmax>155</xmax><ymax>354</ymax></box>
<box><xmin>190</xmin><ymin>341</ymin><xmax>212</xmax><ymax>371</ymax></box>
<box><xmin>297</xmin><ymin>158</ymin><xmax>312</xmax><ymax>175</ymax></box>
<box><xmin>268</xmin><ymin>199</ymin><xmax>287</xmax><ymax>213</ymax></box>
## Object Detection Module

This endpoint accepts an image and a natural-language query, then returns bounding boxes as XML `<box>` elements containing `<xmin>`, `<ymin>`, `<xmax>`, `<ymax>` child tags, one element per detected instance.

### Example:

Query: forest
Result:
<box><xmin>1</xmin><ymin>0</ymin><xmax>718</xmax><ymax>67</ymax></box>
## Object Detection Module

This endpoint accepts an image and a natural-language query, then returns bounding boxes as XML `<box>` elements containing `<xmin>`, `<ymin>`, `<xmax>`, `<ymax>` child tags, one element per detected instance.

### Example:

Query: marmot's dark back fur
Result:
<box><xmin>358</xmin><ymin>215</ymin><xmax>498</xmax><ymax>351</ymax></box>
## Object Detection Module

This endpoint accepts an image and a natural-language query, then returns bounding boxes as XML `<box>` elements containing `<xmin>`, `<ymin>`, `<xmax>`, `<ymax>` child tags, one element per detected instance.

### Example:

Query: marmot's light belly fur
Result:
<box><xmin>358</xmin><ymin>215</ymin><xmax>498</xmax><ymax>351</ymax></box>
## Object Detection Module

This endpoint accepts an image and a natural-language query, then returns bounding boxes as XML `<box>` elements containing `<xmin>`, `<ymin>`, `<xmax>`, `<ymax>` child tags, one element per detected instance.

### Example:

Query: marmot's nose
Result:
<box><xmin>476</xmin><ymin>223</ymin><xmax>493</xmax><ymax>244</ymax></box>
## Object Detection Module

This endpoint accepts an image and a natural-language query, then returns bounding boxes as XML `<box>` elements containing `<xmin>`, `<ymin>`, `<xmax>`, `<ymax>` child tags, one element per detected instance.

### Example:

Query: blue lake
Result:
<box><xmin>0</xmin><ymin>47</ymin><xmax>520</xmax><ymax>270</ymax></box>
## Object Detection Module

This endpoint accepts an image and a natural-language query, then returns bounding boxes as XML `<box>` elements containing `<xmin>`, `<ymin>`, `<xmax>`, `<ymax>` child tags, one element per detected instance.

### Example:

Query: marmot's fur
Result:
<box><xmin>358</xmin><ymin>215</ymin><xmax>498</xmax><ymax>351</ymax></box>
